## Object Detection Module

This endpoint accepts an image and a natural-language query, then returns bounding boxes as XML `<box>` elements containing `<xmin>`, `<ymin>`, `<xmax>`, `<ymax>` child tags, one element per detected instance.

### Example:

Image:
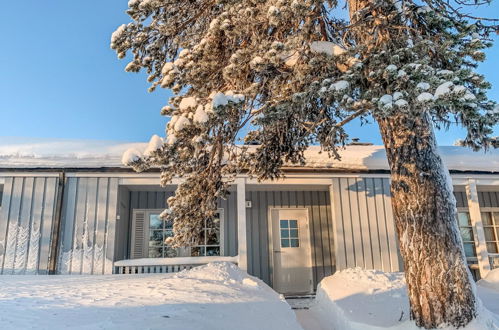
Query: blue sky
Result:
<box><xmin>0</xmin><ymin>1</ymin><xmax>497</xmax><ymax>145</ymax></box>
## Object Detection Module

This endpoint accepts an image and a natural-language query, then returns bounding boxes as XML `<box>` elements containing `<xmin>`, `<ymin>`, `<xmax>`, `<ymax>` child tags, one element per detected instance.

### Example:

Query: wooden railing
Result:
<box><xmin>114</xmin><ymin>256</ymin><xmax>238</xmax><ymax>274</ymax></box>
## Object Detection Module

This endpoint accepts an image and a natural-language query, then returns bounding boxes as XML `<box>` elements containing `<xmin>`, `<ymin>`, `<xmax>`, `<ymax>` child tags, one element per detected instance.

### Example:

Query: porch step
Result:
<box><xmin>285</xmin><ymin>295</ymin><xmax>316</xmax><ymax>310</ymax></box>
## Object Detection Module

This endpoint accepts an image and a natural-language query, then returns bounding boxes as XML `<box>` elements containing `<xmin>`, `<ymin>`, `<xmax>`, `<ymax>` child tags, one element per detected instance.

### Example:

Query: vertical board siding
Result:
<box><xmin>478</xmin><ymin>191</ymin><xmax>499</xmax><ymax>207</ymax></box>
<box><xmin>0</xmin><ymin>176</ymin><xmax>58</xmax><ymax>274</ymax></box>
<box><xmin>246</xmin><ymin>190</ymin><xmax>334</xmax><ymax>287</ymax></box>
<box><xmin>58</xmin><ymin>177</ymin><xmax>118</xmax><ymax>275</ymax></box>
<box><xmin>455</xmin><ymin>191</ymin><xmax>468</xmax><ymax>208</ymax></box>
<box><xmin>331</xmin><ymin>178</ymin><xmax>401</xmax><ymax>272</ymax></box>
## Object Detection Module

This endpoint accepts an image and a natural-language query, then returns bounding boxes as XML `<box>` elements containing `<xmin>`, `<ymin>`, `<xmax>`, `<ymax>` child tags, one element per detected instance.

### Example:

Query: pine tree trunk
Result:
<box><xmin>377</xmin><ymin>113</ymin><xmax>478</xmax><ymax>328</ymax></box>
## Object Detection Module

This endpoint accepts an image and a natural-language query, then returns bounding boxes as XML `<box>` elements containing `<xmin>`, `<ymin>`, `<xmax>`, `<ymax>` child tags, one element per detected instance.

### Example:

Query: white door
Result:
<box><xmin>271</xmin><ymin>208</ymin><xmax>313</xmax><ymax>294</ymax></box>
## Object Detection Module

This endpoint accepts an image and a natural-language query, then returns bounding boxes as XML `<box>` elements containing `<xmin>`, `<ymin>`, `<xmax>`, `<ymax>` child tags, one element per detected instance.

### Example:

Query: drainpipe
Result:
<box><xmin>48</xmin><ymin>171</ymin><xmax>66</xmax><ymax>274</ymax></box>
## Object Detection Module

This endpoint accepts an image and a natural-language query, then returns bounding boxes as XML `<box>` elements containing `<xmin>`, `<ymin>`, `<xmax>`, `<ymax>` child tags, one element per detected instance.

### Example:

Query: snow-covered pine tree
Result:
<box><xmin>112</xmin><ymin>0</ymin><xmax>498</xmax><ymax>328</ymax></box>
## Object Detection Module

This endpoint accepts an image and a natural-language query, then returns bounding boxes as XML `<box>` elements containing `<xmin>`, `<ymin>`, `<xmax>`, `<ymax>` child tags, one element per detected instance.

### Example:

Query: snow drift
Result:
<box><xmin>0</xmin><ymin>262</ymin><xmax>301</xmax><ymax>330</ymax></box>
<box><xmin>306</xmin><ymin>268</ymin><xmax>499</xmax><ymax>330</ymax></box>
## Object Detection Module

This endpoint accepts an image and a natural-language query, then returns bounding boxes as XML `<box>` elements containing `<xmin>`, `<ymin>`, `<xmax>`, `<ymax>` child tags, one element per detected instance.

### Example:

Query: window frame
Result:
<box><xmin>139</xmin><ymin>208</ymin><xmax>225</xmax><ymax>258</ymax></box>
<box><xmin>479</xmin><ymin>208</ymin><xmax>499</xmax><ymax>254</ymax></box>
<box><xmin>456</xmin><ymin>208</ymin><xmax>478</xmax><ymax>261</ymax></box>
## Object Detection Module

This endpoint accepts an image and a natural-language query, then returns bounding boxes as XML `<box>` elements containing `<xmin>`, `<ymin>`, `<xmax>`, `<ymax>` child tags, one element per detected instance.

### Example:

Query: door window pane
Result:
<box><xmin>279</xmin><ymin>218</ymin><xmax>300</xmax><ymax>248</ymax></box>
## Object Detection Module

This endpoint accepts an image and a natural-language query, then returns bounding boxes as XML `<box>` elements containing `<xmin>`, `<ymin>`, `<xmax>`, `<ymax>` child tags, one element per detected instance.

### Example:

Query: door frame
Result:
<box><xmin>268</xmin><ymin>207</ymin><xmax>314</xmax><ymax>293</ymax></box>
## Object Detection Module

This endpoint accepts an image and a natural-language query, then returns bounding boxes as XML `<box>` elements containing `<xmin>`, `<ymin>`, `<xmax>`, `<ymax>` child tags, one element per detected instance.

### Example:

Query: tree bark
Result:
<box><xmin>377</xmin><ymin>113</ymin><xmax>477</xmax><ymax>328</ymax></box>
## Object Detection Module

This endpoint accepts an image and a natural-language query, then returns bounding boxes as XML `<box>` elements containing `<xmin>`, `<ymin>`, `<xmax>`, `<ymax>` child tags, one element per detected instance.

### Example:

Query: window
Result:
<box><xmin>191</xmin><ymin>212</ymin><xmax>222</xmax><ymax>256</ymax></box>
<box><xmin>457</xmin><ymin>212</ymin><xmax>476</xmax><ymax>258</ymax></box>
<box><xmin>145</xmin><ymin>209</ymin><xmax>224</xmax><ymax>258</ymax></box>
<box><xmin>280</xmin><ymin>219</ymin><xmax>299</xmax><ymax>248</ymax></box>
<box><xmin>148</xmin><ymin>213</ymin><xmax>177</xmax><ymax>258</ymax></box>
<box><xmin>481</xmin><ymin>212</ymin><xmax>499</xmax><ymax>253</ymax></box>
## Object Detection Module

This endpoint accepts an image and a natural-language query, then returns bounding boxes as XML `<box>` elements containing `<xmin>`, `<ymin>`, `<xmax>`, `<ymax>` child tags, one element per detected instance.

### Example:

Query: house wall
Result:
<box><xmin>331</xmin><ymin>177</ymin><xmax>402</xmax><ymax>272</ymax></box>
<box><xmin>478</xmin><ymin>191</ymin><xmax>499</xmax><ymax>207</ymax></box>
<box><xmin>57</xmin><ymin>177</ymin><xmax>119</xmax><ymax>275</ymax></box>
<box><xmin>0</xmin><ymin>176</ymin><xmax>58</xmax><ymax>274</ymax></box>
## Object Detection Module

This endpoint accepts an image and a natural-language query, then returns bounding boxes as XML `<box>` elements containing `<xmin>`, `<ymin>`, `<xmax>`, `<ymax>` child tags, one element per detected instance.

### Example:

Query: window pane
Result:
<box><xmin>150</xmin><ymin>230</ymin><xmax>164</xmax><ymax>243</ymax></box>
<box><xmin>457</xmin><ymin>213</ymin><xmax>471</xmax><ymax>227</ymax></box>
<box><xmin>191</xmin><ymin>247</ymin><xmax>205</xmax><ymax>257</ymax></box>
<box><xmin>281</xmin><ymin>229</ymin><xmax>289</xmax><ymax>238</ymax></box>
<box><xmin>290</xmin><ymin>239</ymin><xmax>300</xmax><ymax>247</ymax></box>
<box><xmin>280</xmin><ymin>220</ymin><xmax>288</xmax><ymax>228</ymax></box>
<box><xmin>493</xmin><ymin>212</ymin><xmax>499</xmax><ymax>224</ymax></box>
<box><xmin>206</xmin><ymin>228</ymin><xmax>220</xmax><ymax>245</ymax></box>
<box><xmin>281</xmin><ymin>239</ymin><xmax>290</xmax><ymax>248</ymax></box>
<box><xmin>207</xmin><ymin>215</ymin><xmax>220</xmax><ymax>229</ymax></box>
<box><xmin>486</xmin><ymin>242</ymin><xmax>498</xmax><ymax>253</ymax></box>
<box><xmin>481</xmin><ymin>212</ymin><xmax>493</xmax><ymax>226</ymax></box>
<box><xmin>459</xmin><ymin>228</ymin><xmax>473</xmax><ymax>242</ymax></box>
<box><xmin>149</xmin><ymin>240</ymin><xmax>162</xmax><ymax>247</ymax></box>
<box><xmin>290</xmin><ymin>229</ymin><xmax>299</xmax><ymax>239</ymax></box>
<box><xmin>149</xmin><ymin>214</ymin><xmax>163</xmax><ymax>229</ymax></box>
<box><xmin>206</xmin><ymin>246</ymin><xmax>220</xmax><ymax>256</ymax></box>
<box><xmin>289</xmin><ymin>220</ymin><xmax>298</xmax><ymax>228</ymax></box>
<box><xmin>164</xmin><ymin>247</ymin><xmax>178</xmax><ymax>258</ymax></box>
<box><xmin>149</xmin><ymin>247</ymin><xmax>163</xmax><ymax>258</ymax></box>
<box><xmin>463</xmin><ymin>243</ymin><xmax>476</xmax><ymax>257</ymax></box>
<box><xmin>165</xmin><ymin>219</ymin><xmax>173</xmax><ymax>229</ymax></box>
<box><xmin>484</xmin><ymin>228</ymin><xmax>496</xmax><ymax>241</ymax></box>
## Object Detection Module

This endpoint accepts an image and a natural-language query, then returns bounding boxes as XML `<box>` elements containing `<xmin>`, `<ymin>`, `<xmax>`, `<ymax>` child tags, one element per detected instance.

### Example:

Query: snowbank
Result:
<box><xmin>478</xmin><ymin>268</ymin><xmax>499</xmax><ymax>291</ymax></box>
<box><xmin>303</xmin><ymin>268</ymin><xmax>499</xmax><ymax>330</ymax></box>
<box><xmin>0</xmin><ymin>262</ymin><xmax>301</xmax><ymax>330</ymax></box>
<box><xmin>1</xmin><ymin>137</ymin><xmax>499</xmax><ymax>172</ymax></box>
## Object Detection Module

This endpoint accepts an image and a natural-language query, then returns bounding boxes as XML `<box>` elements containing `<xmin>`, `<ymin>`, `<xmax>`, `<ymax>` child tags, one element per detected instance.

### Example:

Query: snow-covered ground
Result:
<box><xmin>296</xmin><ymin>268</ymin><xmax>499</xmax><ymax>330</ymax></box>
<box><xmin>0</xmin><ymin>262</ymin><xmax>301</xmax><ymax>330</ymax></box>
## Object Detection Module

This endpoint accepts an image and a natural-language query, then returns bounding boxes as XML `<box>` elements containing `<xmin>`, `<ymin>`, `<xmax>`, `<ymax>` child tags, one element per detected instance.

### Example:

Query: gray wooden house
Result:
<box><xmin>0</xmin><ymin>138</ymin><xmax>498</xmax><ymax>294</ymax></box>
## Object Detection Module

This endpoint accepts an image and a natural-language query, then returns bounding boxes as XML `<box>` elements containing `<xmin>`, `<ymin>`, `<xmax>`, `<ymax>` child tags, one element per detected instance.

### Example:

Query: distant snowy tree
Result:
<box><xmin>112</xmin><ymin>0</ymin><xmax>498</xmax><ymax>328</ymax></box>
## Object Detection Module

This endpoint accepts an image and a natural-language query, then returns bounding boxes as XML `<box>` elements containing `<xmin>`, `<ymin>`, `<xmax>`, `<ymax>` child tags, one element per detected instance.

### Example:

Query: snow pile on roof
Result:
<box><xmin>1</xmin><ymin>137</ymin><xmax>499</xmax><ymax>172</ymax></box>
<box><xmin>300</xmin><ymin>268</ymin><xmax>498</xmax><ymax>330</ymax></box>
<box><xmin>0</xmin><ymin>262</ymin><xmax>301</xmax><ymax>330</ymax></box>
<box><xmin>0</xmin><ymin>137</ymin><xmax>144</xmax><ymax>168</ymax></box>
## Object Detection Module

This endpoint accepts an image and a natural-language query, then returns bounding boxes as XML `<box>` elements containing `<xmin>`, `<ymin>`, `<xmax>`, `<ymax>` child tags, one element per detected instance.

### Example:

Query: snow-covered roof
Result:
<box><xmin>1</xmin><ymin>137</ymin><xmax>499</xmax><ymax>172</ymax></box>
